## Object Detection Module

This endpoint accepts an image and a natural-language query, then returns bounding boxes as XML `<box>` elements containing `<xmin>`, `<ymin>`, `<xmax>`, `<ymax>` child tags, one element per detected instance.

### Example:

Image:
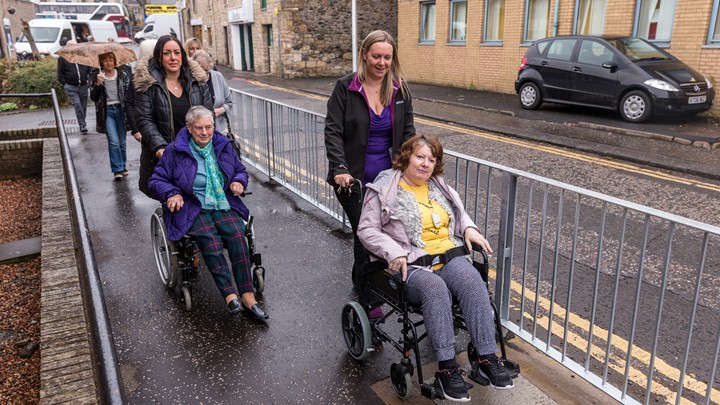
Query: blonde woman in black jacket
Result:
<box><xmin>134</xmin><ymin>35</ymin><xmax>212</xmax><ymax>199</ymax></box>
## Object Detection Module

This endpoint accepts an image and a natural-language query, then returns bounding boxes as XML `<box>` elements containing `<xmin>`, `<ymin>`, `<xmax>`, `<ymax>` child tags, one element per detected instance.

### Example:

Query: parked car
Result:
<box><xmin>515</xmin><ymin>36</ymin><xmax>715</xmax><ymax>123</ymax></box>
<box><xmin>14</xmin><ymin>19</ymin><xmax>119</xmax><ymax>60</ymax></box>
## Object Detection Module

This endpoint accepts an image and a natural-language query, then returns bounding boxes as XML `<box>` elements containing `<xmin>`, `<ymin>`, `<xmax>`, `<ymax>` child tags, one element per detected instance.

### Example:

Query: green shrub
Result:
<box><xmin>6</xmin><ymin>58</ymin><xmax>68</xmax><ymax>108</ymax></box>
<box><xmin>0</xmin><ymin>102</ymin><xmax>19</xmax><ymax>112</ymax></box>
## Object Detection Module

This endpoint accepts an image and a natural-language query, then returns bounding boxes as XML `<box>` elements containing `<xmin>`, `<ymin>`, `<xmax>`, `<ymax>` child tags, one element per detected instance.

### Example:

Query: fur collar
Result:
<box><xmin>393</xmin><ymin>182</ymin><xmax>462</xmax><ymax>249</ymax></box>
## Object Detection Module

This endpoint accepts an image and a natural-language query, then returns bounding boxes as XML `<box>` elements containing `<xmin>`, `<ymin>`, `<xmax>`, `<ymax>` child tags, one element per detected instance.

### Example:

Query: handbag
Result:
<box><xmin>222</xmin><ymin>113</ymin><xmax>242</xmax><ymax>158</ymax></box>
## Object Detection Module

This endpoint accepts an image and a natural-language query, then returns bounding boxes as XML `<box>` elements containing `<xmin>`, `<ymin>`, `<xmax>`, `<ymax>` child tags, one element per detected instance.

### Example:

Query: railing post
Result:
<box><xmin>496</xmin><ymin>172</ymin><xmax>517</xmax><ymax>322</ymax></box>
<box><xmin>265</xmin><ymin>101</ymin><xmax>275</xmax><ymax>181</ymax></box>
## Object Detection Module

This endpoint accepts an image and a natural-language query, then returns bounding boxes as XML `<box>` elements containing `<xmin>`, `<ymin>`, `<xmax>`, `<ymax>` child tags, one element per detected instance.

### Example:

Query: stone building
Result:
<box><xmin>179</xmin><ymin>0</ymin><xmax>397</xmax><ymax>77</ymax></box>
<box><xmin>397</xmin><ymin>0</ymin><xmax>720</xmax><ymax>113</ymax></box>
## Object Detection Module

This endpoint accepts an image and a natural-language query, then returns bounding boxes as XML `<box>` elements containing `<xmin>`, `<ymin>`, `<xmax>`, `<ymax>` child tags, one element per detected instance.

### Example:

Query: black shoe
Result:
<box><xmin>475</xmin><ymin>354</ymin><xmax>514</xmax><ymax>389</ymax></box>
<box><xmin>80</xmin><ymin>126</ymin><xmax>88</xmax><ymax>134</ymax></box>
<box><xmin>242</xmin><ymin>303</ymin><xmax>269</xmax><ymax>323</ymax></box>
<box><xmin>227</xmin><ymin>299</ymin><xmax>242</xmax><ymax>315</ymax></box>
<box><xmin>119</xmin><ymin>168</ymin><xmax>129</xmax><ymax>176</ymax></box>
<box><xmin>435</xmin><ymin>367</ymin><xmax>470</xmax><ymax>402</ymax></box>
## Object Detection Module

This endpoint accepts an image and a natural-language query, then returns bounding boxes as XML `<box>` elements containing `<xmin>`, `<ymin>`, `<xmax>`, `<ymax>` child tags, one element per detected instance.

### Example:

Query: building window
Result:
<box><xmin>261</xmin><ymin>0</ymin><xmax>267</xmax><ymax>9</ymax></box>
<box><xmin>484</xmin><ymin>0</ymin><xmax>505</xmax><ymax>43</ymax></box>
<box><xmin>634</xmin><ymin>0</ymin><xmax>676</xmax><ymax>44</ymax></box>
<box><xmin>420</xmin><ymin>1</ymin><xmax>436</xmax><ymax>43</ymax></box>
<box><xmin>708</xmin><ymin>0</ymin><xmax>720</xmax><ymax>44</ymax></box>
<box><xmin>574</xmin><ymin>0</ymin><xmax>606</xmax><ymax>35</ymax></box>
<box><xmin>525</xmin><ymin>0</ymin><xmax>550</xmax><ymax>42</ymax></box>
<box><xmin>450</xmin><ymin>0</ymin><xmax>467</xmax><ymax>42</ymax></box>
<box><xmin>207</xmin><ymin>27</ymin><xmax>212</xmax><ymax>46</ymax></box>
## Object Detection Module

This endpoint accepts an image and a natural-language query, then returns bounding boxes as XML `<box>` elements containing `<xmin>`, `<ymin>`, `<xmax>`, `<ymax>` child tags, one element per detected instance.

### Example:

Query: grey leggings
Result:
<box><xmin>406</xmin><ymin>256</ymin><xmax>497</xmax><ymax>361</ymax></box>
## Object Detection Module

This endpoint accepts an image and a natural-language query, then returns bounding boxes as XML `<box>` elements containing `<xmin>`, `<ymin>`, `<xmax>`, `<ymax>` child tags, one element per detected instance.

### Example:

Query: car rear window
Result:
<box><xmin>546</xmin><ymin>39</ymin><xmax>577</xmax><ymax>61</ymax></box>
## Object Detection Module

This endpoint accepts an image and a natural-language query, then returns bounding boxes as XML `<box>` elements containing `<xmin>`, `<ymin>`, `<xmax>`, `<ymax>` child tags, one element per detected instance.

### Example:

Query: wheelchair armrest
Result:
<box><xmin>470</xmin><ymin>242</ymin><xmax>490</xmax><ymax>284</ymax></box>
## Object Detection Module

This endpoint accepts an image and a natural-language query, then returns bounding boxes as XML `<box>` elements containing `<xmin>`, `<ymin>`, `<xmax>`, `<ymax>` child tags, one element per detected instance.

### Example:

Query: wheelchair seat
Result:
<box><xmin>150</xmin><ymin>206</ymin><xmax>266</xmax><ymax>311</ymax></box>
<box><xmin>341</xmin><ymin>244</ymin><xmax>520</xmax><ymax>400</ymax></box>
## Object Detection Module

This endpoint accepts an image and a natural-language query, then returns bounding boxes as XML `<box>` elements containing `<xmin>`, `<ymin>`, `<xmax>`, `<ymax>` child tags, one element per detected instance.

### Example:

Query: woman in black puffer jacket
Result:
<box><xmin>134</xmin><ymin>35</ymin><xmax>213</xmax><ymax>199</ymax></box>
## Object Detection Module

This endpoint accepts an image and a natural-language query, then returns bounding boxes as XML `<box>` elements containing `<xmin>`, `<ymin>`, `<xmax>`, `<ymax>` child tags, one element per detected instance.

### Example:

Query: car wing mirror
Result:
<box><xmin>602</xmin><ymin>62</ymin><xmax>617</xmax><ymax>70</ymax></box>
<box><xmin>60</xmin><ymin>37</ymin><xmax>68</xmax><ymax>46</ymax></box>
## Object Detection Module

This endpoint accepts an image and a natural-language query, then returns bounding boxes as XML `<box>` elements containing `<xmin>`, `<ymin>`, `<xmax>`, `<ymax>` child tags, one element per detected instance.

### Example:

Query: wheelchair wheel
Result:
<box><xmin>181</xmin><ymin>286</ymin><xmax>192</xmax><ymax>311</ymax></box>
<box><xmin>253</xmin><ymin>266</ymin><xmax>265</xmax><ymax>293</ymax></box>
<box><xmin>341</xmin><ymin>301</ymin><xmax>372</xmax><ymax>361</ymax></box>
<box><xmin>390</xmin><ymin>363</ymin><xmax>413</xmax><ymax>399</ymax></box>
<box><xmin>150</xmin><ymin>207</ymin><xmax>179</xmax><ymax>289</ymax></box>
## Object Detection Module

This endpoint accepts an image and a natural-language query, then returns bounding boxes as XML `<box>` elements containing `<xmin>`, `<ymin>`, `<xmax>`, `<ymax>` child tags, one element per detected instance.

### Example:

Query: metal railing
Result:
<box><xmin>48</xmin><ymin>90</ymin><xmax>125</xmax><ymax>404</ymax></box>
<box><xmin>229</xmin><ymin>87</ymin><xmax>720</xmax><ymax>405</ymax></box>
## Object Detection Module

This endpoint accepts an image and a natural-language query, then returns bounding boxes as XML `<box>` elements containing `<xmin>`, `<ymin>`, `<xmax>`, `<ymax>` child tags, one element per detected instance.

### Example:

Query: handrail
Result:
<box><xmin>49</xmin><ymin>89</ymin><xmax>126</xmax><ymax>404</ymax></box>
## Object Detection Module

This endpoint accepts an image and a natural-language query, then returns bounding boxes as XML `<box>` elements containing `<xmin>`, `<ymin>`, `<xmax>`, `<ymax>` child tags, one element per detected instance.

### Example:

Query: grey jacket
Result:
<box><xmin>357</xmin><ymin>169</ymin><xmax>478</xmax><ymax>270</ymax></box>
<box><xmin>209</xmin><ymin>70</ymin><xmax>232</xmax><ymax>133</ymax></box>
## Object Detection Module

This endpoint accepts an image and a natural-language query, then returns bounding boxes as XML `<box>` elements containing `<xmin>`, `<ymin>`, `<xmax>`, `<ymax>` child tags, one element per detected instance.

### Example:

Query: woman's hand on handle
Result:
<box><xmin>334</xmin><ymin>173</ymin><xmax>354</xmax><ymax>189</ymax></box>
<box><xmin>166</xmin><ymin>194</ymin><xmax>184</xmax><ymax>213</ymax></box>
<box><xmin>389</xmin><ymin>256</ymin><xmax>408</xmax><ymax>282</ymax></box>
<box><xmin>464</xmin><ymin>227</ymin><xmax>493</xmax><ymax>254</ymax></box>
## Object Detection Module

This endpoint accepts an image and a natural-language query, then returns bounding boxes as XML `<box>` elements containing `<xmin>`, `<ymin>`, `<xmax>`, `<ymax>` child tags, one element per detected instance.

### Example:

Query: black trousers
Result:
<box><xmin>334</xmin><ymin>186</ymin><xmax>366</xmax><ymax>289</ymax></box>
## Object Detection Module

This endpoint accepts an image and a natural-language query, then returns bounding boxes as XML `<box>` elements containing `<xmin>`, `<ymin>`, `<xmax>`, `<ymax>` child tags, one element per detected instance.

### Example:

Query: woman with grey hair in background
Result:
<box><xmin>193</xmin><ymin>50</ymin><xmax>232</xmax><ymax>134</ymax></box>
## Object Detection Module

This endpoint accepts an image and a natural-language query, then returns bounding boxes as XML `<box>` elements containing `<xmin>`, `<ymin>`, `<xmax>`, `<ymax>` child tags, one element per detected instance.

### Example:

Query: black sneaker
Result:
<box><xmin>435</xmin><ymin>367</ymin><xmax>470</xmax><ymax>402</ymax></box>
<box><xmin>80</xmin><ymin>125</ymin><xmax>88</xmax><ymax>134</ymax></box>
<box><xmin>476</xmin><ymin>353</ymin><xmax>514</xmax><ymax>389</ymax></box>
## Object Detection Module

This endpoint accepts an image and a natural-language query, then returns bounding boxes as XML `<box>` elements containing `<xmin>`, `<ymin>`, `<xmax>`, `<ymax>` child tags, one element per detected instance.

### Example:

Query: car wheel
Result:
<box><xmin>620</xmin><ymin>90</ymin><xmax>652</xmax><ymax>123</ymax></box>
<box><xmin>519</xmin><ymin>82</ymin><xmax>542</xmax><ymax>110</ymax></box>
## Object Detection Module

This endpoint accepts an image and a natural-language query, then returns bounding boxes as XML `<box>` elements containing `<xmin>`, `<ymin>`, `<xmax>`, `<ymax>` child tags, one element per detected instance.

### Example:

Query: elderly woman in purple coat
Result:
<box><xmin>148</xmin><ymin>106</ymin><xmax>268</xmax><ymax>322</ymax></box>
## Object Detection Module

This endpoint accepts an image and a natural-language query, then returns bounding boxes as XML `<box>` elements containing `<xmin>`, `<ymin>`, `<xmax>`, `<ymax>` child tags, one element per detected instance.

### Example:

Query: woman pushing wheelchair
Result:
<box><xmin>357</xmin><ymin>134</ymin><xmax>513</xmax><ymax>401</ymax></box>
<box><xmin>148</xmin><ymin>106</ymin><xmax>269</xmax><ymax>323</ymax></box>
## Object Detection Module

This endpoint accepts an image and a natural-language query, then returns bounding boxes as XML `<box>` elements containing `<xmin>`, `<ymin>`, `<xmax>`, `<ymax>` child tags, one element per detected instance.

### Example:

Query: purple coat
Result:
<box><xmin>148</xmin><ymin>127</ymin><xmax>249</xmax><ymax>241</ymax></box>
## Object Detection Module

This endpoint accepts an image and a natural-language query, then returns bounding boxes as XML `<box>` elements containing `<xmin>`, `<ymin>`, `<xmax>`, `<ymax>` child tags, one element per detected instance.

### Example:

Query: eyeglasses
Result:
<box><xmin>192</xmin><ymin>124</ymin><xmax>214</xmax><ymax>133</ymax></box>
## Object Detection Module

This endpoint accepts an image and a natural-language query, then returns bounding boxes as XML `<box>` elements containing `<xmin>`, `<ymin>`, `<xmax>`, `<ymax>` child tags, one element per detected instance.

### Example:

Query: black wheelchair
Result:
<box><xmin>150</xmin><ymin>207</ymin><xmax>265</xmax><ymax>311</ymax></box>
<box><xmin>340</xmin><ymin>244</ymin><xmax>520</xmax><ymax>400</ymax></box>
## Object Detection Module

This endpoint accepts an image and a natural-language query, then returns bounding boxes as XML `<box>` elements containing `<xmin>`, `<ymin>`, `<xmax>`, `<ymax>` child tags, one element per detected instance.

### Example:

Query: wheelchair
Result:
<box><xmin>150</xmin><ymin>207</ymin><xmax>265</xmax><ymax>311</ymax></box>
<box><xmin>340</xmin><ymin>244</ymin><xmax>520</xmax><ymax>400</ymax></box>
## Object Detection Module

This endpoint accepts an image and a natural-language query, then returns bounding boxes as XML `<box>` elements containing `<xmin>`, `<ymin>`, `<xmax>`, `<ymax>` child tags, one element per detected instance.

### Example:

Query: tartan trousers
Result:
<box><xmin>187</xmin><ymin>209</ymin><xmax>253</xmax><ymax>298</ymax></box>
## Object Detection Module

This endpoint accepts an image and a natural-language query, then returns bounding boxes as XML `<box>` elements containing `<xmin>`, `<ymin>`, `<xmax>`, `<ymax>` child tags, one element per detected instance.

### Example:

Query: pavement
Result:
<box><xmin>217</xmin><ymin>66</ymin><xmax>720</xmax><ymax>182</ymax></box>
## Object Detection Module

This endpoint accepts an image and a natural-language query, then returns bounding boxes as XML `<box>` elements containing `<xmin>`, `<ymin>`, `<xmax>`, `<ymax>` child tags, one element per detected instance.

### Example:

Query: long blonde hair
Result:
<box><xmin>357</xmin><ymin>30</ymin><xmax>409</xmax><ymax>106</ymax></box>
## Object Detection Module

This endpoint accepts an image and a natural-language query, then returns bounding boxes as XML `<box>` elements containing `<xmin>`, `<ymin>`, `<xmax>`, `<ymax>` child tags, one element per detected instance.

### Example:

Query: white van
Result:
<box><xmin>134</xmin><ymin>14</ymin><xmax>180</xmax><ymax>43</ymax></box>
<box><xmin>14</xmin><ymin>19</ymin><xmax>120</xmax><ymax>59</ymax></box>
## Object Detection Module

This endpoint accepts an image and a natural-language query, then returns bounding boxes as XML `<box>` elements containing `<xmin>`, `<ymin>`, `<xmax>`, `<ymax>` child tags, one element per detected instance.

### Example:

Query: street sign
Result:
<box><xmin>145</xmin><ymin>5</ymin><xmax>177</xmax><ymax>14</ymax></box>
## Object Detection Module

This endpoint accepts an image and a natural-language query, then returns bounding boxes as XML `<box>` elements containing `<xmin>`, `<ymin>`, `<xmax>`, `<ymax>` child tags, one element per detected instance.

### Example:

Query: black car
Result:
<box><xmin>515</xmin><ymin>36</ymin><xmax>715</xmax><ymax>123</ymax></box>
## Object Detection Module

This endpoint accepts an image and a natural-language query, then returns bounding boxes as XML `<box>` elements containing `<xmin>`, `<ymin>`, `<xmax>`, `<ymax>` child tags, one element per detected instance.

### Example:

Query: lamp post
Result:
<box><xmin>1</xmin><ymin>4</ymin><xmax>16</xmax><ymax>59</ymax></box>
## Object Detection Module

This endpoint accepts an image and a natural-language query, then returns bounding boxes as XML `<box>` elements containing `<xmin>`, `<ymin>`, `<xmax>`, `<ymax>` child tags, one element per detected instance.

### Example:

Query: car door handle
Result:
<box><xmin>572</xmin><ymin>66</ymin><xmax>582</xmax><ymax>72</ymax></box>
<box><xmin>541</xmin><ymin>61</ymin><xmax>549</xmax><ymax>66</ymax></box>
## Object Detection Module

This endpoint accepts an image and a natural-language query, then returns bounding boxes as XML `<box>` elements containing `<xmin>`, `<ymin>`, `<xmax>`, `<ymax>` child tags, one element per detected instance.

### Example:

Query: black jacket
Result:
<box><xmin>133</xmin><ymin>56</ymin><xmax>212</xmax><ymax>198</ymax></box>
<box><xmin>324</xmin><ymin>73</ymin><xmax>415</xmax><ymax>187</ymax></box>
<box><xmin>57</xmin><ymin>57</ymin><xmax>92</xmax><ymax>86</ymax></box>
<box><xmin>89</xmin><ymin>66</ymin><xmax>133</xmax><ymax>134</ymax></box>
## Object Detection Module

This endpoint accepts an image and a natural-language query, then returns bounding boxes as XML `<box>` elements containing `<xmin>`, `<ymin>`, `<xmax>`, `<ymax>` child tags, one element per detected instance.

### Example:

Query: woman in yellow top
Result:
<box><xmin>357</xmin><ymin>134</ymin><xmax>513</xmax><ymax>401</ymax></box>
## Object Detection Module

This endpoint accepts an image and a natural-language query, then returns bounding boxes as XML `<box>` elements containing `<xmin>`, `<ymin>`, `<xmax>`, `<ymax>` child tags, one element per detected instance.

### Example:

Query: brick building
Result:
<box><xmin>179</xmin><ymin>0</ymin><xmax>397</xmax><ymax>78</ymax></box>
<box><xmin>397</xmin><ymin>0</ymin><xmax>720</xmax><ymax>113</ymax></box>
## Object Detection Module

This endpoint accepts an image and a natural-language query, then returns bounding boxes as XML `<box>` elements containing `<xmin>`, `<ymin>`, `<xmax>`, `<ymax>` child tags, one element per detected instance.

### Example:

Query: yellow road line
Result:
<box><xmin>237</xmin><ymin>79</ymin><xmax>720</xmax><ymax>194</ymax></box>
<box><xmin>496</xmin><ymin>268</ymin><xmax>720</xmax><ymax>403</ymax></box>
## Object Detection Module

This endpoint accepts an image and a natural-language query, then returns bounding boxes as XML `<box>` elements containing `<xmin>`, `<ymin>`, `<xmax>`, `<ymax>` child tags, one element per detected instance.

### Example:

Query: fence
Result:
<box><xmin>229</xmin><ymin>87</ymin><xmax>720</xmax><ymax>405</ymax></box>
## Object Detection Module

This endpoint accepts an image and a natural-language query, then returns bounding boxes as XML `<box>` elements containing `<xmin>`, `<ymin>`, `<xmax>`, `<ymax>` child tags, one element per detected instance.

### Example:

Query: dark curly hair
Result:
<box><xmin>392</xmin><ymin>134</ymin><xmax>444</xmax><ymax>176</ymax></box>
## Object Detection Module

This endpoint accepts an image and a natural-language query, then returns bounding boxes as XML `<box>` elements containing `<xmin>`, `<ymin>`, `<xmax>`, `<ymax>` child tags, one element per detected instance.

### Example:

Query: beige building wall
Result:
<box><xmin>399</xmin><ymin>0</ymin><xmax>720</xmax><ymax>113</ymax></box>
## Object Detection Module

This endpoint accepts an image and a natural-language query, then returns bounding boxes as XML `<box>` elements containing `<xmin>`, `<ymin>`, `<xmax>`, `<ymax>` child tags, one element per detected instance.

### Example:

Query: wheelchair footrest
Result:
<box><xmin>420</xmin><ymin>383</ymin><xmax>443</xmax><ymax>400</ymax></box>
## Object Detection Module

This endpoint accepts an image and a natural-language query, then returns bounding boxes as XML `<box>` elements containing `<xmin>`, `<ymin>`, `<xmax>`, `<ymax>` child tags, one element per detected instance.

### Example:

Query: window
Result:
<box><xmin>484</xmin><ymin>0</ymin><xmax>505</xmax><ymax>43</ymax></box>
<box><xmin>577</xmin><ymin>40</ymin><xmax>614</xmax><ymax>66</ymax></box>
<box><xmin>574</xmin><ymin>0</ymin><xmax>606</xmax><ymax>35</ymax></box>
<box><xmin>708</xmin><ymin>0</ymin><xmax>720</xmax><ymax>44</ymax></box>
<box><xmin>420</xmin><ymin>2</ymin><xmax>436</xmax><ymax>43</ymax></box>
<box><xmin>546</xmin><ymin>38</ymin><xmax>577</xmax><ymax>61</ymax></box>
<box><xmin>261</xmin><ymin>0</ymin><xmax>267</xmax><ymax>9</ymax></box>
<box><xmin>207</xmin><ymin>28</ymin><xmax>213</xmax><ymax>46</ymax></box>
<box><xmin>634</xmin><ymin>0</ymin><xmax>676</xmax><ymax>43</ymax></box>
<box><xmin>525</xmin><ymin>0</ymin><xmax>550</xmax><ymax>42</ymax></box>
<box><xmin>450</xmin><ymin>0</ymin><xmax>467</xmax><ymax>42</ymax></box>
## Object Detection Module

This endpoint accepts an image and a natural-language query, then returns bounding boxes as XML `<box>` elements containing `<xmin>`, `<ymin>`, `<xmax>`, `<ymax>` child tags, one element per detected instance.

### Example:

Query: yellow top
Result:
<box><xmin>400</xmin><ymin>181</ymin><xmax>455</xmax><ymax>269</ymax></box>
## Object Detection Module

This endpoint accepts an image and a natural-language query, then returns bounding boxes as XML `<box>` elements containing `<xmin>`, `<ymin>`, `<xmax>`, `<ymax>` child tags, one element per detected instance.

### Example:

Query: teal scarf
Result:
<box><xmin>190</xmin><ymin>139</ymin><xmax>230</xmax><ymax>210</ymax></box>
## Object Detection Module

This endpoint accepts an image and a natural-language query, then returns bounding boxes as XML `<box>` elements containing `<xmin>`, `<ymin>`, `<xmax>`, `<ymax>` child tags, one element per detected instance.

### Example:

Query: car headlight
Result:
<box><xmin>644</xmin><ymin>79</ymin><xmax>679</xmax><ymax>92</ymax></box>
<box><xmin>707</xmin><ymin>79</ymin><xmax>714</xmax><ymax>89</ymax></box>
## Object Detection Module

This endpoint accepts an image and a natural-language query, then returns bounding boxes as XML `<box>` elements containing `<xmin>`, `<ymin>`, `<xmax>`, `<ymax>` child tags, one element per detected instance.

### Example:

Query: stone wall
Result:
<box><xmin>0</xmin><ymin>139</ymin><xmax>44</xmax><ymax>179</ymax></box>
<box><xmin>279</xmin><ymin>0</ymin><xmax>398</xmax><ymax>78</ymax></box>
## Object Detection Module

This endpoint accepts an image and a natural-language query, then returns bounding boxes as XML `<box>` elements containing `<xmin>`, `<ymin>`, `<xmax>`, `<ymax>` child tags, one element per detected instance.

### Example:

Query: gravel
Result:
<box><xmin>0</xmin><ymin>178</ymin><xmax>42</xmax><ymax>404</ymax></box>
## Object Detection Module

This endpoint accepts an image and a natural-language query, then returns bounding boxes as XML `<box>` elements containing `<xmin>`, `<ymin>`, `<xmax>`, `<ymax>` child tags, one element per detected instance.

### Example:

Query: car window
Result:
<box><xmin>546</xmin><ymin>39</ymin><xmax>577</xmax><ymax>61</ymax></box>
<box><xmin>537</xmin><ymin>41</ymin><xmax>550</xmax><ymax>55</ymax></box>
<box><xmin>578</xmin><ymin>40</ymin><xmax>614</xmax><ymax>66</ymax></box>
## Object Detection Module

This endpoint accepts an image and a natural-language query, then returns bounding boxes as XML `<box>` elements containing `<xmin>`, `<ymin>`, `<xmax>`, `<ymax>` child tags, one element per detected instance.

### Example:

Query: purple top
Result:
<box><xmin>364</xmin><ymin>106</ymin><xmax>392</xmax><ymax>185</ymax></box>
